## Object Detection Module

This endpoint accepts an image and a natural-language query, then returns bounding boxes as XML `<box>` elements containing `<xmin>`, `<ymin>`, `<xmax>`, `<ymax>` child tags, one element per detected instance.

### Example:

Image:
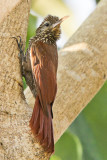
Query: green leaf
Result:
<box><xmin>50</xmin><ymin>155</ymin><xmax>61</xmax><ymax>160</ymax></box>
<box><xmin>70</xmin><ymin>81</ymin><xmax>107</xmax><ymax>160</ymax></box>
<box><xmin>96</xmin><ymin>0</ymin><xmax>100</xmax><ymax>3</ymax></box>
<box><xmin>22</xmin><ymin>77</ymin><xmax>27</xmax><ymax>89</ymax></box>
<box><xmin>26</xmin><ymin>13</ymin><xmax>37</xmax><ymax>50</ymax></box>
<box><xmin>51</xmin><ymin>131</ymin><xmax>82</xmax><ymax>160</ymax></box>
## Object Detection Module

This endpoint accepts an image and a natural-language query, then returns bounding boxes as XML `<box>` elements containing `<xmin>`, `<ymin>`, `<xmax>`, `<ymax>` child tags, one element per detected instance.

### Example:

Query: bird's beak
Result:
<box><xmin>52</xmin><ymin>16</ymin><xmax>69</xmax><ymax>29</ymax></box>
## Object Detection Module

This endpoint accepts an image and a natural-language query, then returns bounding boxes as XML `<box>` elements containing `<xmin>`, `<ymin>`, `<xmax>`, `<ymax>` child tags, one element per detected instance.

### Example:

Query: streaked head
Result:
<box><xmin>36</xmin><ymin>15</ymin><xmax>68</xmax><ymax>43</ymax></box>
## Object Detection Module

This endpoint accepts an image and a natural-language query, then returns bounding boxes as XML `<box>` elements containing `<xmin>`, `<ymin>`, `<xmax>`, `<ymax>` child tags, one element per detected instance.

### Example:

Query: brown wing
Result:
<box><xmin>30</xmin><ymin>42</ymin><xmax>58</xmax><ymax>116</ymax></box>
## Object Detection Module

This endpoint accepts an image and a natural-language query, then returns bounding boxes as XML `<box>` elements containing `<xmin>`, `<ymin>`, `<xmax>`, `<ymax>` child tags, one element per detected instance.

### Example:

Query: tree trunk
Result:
<box><xmin>0</xmin><ymin>0</ymin><xmax>107</xmax><ymax>159</ymax></box>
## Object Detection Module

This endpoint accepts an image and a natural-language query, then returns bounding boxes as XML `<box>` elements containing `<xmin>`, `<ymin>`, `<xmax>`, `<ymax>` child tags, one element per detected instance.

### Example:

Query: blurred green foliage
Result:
<box><xmin>22</xmin><ymin>77</ymin><xmax>27</xmax><ymax>89</ymax></box>
<box><xmin>26</xmin><ymin>14</ymin><xmax>37</xmax><ymax>50</ymax></box>
<box><xmin>50</xmin><ymin>131</ymin><xmax>82</xmax><ymax>160</ymax></box>
<box><xmin>50</xmin><ymin>155</ymin><xmax>61</xmax><ymax>160</ymax></box>
<box><xmin>96</xmin><ymin>0</ymin><xmax>100</xmax><ymax>3</ymax></box>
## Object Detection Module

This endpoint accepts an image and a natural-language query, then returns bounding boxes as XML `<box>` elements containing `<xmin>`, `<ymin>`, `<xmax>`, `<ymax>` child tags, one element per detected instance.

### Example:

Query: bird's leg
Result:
<box><xmin>12</xmin><ymin>36</ymin><xmax>26</xmax><ymax>76</ymax></box>
<box><xmin>12</xmin><ymin>36</ymin><xmax>35</xmax><ymax>95</ymax></box>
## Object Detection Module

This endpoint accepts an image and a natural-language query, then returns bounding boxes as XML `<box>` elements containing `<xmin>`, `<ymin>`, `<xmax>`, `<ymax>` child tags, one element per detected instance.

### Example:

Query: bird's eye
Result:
<box><xmin>45</xmin><ymin>22</ymin><xmax>50</xmax><ymax>27</ymax></box>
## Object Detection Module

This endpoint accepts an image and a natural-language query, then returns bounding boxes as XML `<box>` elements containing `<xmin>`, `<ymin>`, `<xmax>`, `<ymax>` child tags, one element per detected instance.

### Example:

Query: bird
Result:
<box><xmin>14</xmin><ymin>15</ymin><xmax>68</xmax><ymax>154</ymax></box>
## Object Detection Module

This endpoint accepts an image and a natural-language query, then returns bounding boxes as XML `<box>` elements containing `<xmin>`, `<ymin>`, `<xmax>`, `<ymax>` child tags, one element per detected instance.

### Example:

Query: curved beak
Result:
<box><xmin>52</xmin><ymin>16</ymin><xmax>69</xmax><ymax>29</ymax></box>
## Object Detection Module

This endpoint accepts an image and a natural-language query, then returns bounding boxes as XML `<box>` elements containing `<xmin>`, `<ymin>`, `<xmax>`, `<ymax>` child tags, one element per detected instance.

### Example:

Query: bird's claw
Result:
<box><xmin>18</xmin><ymin>53</ymin><xmax>21</xmax><ymax>58</ymax></box>
<box><xmin>12</xmin><ymin>36</ymin><xmax>25</xmax><ymax>60</ymax></box>
<box><xmin>12</xmin><ymin>36</ymin><xmax>23</xmax><ymax>51</ymax></box>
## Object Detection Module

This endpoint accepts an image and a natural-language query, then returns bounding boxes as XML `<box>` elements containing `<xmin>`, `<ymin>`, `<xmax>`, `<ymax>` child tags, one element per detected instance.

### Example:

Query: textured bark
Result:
<box><xmin>0</xmin><ymin>0</ymin><xmax>107</xmax><ymax>160</ymax></box>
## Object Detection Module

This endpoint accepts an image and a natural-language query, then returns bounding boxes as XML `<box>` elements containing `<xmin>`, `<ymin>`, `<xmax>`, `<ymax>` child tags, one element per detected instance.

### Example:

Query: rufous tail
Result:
<box><xmin>29</xmin><ymin>96</ymin><xmax>54</xmax><ymax>153</ymax></box>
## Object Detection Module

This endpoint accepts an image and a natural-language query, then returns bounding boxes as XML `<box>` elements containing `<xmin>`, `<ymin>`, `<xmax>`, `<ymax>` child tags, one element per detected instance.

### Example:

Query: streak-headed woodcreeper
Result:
<box><xmin>14</xmin><ymin>15</ymin><xmax>68</xmax><ymax>154</ymax></box>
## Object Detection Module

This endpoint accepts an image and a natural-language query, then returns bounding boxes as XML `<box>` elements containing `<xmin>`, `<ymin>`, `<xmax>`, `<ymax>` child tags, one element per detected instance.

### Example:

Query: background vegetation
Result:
<box><xmin>25</xmin><ymin>0</ymin><xmax>107</xmax><ymax>160</ymax></box>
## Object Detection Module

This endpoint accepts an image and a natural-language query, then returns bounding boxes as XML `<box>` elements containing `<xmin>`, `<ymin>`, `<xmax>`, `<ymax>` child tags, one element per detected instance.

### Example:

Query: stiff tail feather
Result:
<box><xmin>29</xmin><ymin>96</ymin><xmax>54</xmax><ymax>153</ymax></box>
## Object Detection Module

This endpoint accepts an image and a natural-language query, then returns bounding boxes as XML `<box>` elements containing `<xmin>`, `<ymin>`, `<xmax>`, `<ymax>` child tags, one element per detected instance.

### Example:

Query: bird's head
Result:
<box><xmin>36</xmin><ymin>15</ymin><xmax>68</xmax><ymax>44</ymax></box>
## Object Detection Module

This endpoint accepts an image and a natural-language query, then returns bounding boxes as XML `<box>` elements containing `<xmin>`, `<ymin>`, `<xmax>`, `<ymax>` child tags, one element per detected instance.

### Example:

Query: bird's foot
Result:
<box><xmin>12</xmin><ymin>36</ymin><xmax>25</xmax><ymax>62</ymax></box>
<box><xmin>12</xmin><ymin>36</ymin><xmax>26</xmax><ymax>76</ymax></box>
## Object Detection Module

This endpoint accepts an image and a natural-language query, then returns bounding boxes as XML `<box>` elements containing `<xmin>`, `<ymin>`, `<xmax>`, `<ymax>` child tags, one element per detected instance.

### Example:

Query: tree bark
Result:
<box><xmin>0</xmin><ymin>0</ymin><xmax>107</xmax><ymax>159</ymax></box>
